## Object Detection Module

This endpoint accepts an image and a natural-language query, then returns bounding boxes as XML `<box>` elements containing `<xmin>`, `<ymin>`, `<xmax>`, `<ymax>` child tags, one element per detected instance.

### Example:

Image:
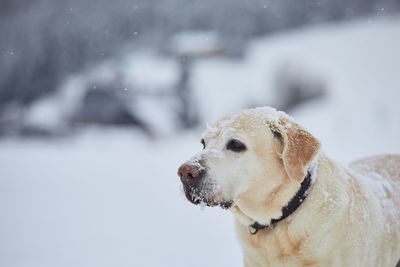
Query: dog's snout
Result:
<box><xmin>178</xmin><ymin>163</ymin><xmax>204</xmax><ymax>183</ymax></box>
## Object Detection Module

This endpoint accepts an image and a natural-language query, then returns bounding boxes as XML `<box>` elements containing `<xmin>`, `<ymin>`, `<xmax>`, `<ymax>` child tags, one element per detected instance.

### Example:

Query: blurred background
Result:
<box><xmin>1</xmin><ymin>0</ymin><xmax>400</xmax><ymax>266</ymax></box>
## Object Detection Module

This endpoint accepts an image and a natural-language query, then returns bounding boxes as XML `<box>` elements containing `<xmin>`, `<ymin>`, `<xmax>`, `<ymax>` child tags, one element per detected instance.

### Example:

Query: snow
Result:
<box><xmin>348</xmin><ymin>164</ymin><xmax>399</xmax><ymax>237</ymax></box>
<box><xmin>1</xmin><ymin>16</ymin><xmax>400</xmax><ymax>267</ymax></box>
<box><xmin>0</xmin><ymin>131</ymin><xmax>241</xmax><ymax>267</ymax></box>
<box><xmin>192</xmin><ymin>16</ymin><xmax>400</xmax><ymax>163</ymax></box>
<box><xmin>168</xmin><ymin>31</ymin><xmax>223</xmax><ymax>57</ymax></box>
<box><xmin>24</xmin><ymin>97</ymin><xmax>66</xmax><ymax>130</ymax></box>
<box><xmin>186</xmin><ymin>154</ymin><xmax>206</xmax><ymax>172</ymax></box>
<box><xmin>123</xmin><ymin>52</ymin><xmax>179</xmax><ymax>91</ymax></box>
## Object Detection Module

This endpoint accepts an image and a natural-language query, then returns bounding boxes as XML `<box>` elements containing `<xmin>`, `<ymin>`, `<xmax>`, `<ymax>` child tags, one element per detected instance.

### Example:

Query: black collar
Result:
<box><xmin>249</xmin><ymin>166</ymin><xmax>315</xmax><ymax>235</ymax></box>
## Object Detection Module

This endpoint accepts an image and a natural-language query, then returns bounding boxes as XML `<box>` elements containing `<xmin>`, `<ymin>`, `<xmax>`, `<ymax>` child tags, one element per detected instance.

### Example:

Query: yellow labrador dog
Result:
<box><xmin>178</xmin><ymin>107</ymin><xmax>400</xmax><ymax>267</ymax></box>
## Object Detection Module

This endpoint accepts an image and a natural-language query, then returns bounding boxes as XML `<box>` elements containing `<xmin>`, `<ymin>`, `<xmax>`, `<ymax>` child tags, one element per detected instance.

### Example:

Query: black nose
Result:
<box><xmin>178</xmin><ymin>163</ymin><xmax>205</xmax><ymax>183</ymax></box>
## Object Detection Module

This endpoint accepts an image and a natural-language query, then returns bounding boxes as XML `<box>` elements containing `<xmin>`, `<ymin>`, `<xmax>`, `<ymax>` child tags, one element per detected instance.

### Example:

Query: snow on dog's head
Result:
<box><xmin>177</xmin><ymin>107</ymin><xmax>320</xmax><ymax>224</ymax></box>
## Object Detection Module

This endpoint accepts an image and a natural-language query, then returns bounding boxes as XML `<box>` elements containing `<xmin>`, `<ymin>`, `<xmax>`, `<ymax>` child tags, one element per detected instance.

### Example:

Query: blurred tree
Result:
<box><xmin>0</xmin><ymin>0</ymin><xmax>399</xmax><ymax>114</ymax></box>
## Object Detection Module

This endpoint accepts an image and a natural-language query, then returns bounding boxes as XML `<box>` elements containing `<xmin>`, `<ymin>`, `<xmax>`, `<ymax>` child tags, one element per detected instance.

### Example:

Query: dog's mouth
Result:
<box><xmin>183</xmin><ymin>185</ymin><xmax>233</xmax><ymax>209</ymax></box>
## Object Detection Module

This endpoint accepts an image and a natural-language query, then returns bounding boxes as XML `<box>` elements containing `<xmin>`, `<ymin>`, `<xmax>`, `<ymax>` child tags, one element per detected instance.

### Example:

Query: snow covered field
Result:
<box><xmin>0</xmin><ymin>131</ymin><xmax>241</xmax><ymax>267</ymax></box>
<box><xmin>1</xmin><ymin>17</ymin><xmax>400</xmax><ymax>267</ymax></box>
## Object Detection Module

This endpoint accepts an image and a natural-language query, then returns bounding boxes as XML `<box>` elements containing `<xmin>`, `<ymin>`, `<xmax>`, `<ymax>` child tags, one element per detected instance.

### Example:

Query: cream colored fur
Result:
<box><xmin>180</xmin><ymin>107</ymin><xmax>400</xmax><ymax>267</ymax></box>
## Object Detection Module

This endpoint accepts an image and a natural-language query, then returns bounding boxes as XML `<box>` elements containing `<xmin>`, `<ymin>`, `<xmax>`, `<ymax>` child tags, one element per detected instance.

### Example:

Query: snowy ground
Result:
<box><xmin>0</xmin><ymin>130</ymin><xmax>241</xmax><ymax>267</ymax></box>
<box><xmin>1</xmin><ymin>17</ymin><xmax>400</xmax><ymax>267</ymax></box>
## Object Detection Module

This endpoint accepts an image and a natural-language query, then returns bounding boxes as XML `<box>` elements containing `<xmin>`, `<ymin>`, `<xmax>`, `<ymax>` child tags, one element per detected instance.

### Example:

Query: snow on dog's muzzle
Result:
<box><xmin>177</xmin><ymin>158</ymin><xmax>233</xmax><ymax>209</ymax></box>
<box><xmin>178</xmin><ymin>158</ymin><xmax>206</xmax><ymax>204</ymax></box>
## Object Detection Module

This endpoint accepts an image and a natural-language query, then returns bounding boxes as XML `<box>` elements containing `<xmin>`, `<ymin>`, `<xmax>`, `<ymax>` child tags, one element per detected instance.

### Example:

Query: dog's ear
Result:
<box><xmin>269</xmin><ymin>116</ymin><xmax>320</xmax><ymax>182</ymax></box>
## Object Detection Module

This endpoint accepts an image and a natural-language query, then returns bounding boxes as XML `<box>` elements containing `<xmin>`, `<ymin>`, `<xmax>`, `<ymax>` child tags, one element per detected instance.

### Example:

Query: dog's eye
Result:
<box><xmin>201</xmin><ymin>139</ymin><xmax>206</xmax><ymax>149</ymax></box>
<box><xmin>226</xmin><ymin>139</ymin><xmax>246</xmax><ymax>152</ymax></box>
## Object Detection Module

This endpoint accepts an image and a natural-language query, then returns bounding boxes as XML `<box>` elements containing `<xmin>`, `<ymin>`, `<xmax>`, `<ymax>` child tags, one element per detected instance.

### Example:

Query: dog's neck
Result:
<box><xmin>248</xmin><ymin>165</ymin><xmax>316</xmax><ymax>235</ymax></box>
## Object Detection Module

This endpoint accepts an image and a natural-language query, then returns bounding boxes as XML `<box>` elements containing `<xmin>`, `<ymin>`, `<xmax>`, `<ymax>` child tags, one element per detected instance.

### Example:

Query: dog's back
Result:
<box><xmin>349</xmin><ymin>154</ymin><xmax>400</xmax><ymax>267</ymax></box>
<box><xmin>350</xmin><ymin>154</ymin><xmax>400</xmax><ymax>188</ymax></box>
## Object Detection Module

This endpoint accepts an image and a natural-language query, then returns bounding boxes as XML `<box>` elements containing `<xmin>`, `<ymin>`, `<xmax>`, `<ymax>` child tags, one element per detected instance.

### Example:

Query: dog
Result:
<box><xmin>178</xmin><ymin>107</ymin><xmax>400</xmax><ymax>267</ymax></box>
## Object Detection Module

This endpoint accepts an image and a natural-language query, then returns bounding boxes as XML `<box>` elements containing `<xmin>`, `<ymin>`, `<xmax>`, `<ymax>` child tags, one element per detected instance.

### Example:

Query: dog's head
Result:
<box><xmin>178</xmin><ymin>107</ymin><xmax>320</xmax><ymax>225</ymax></box>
